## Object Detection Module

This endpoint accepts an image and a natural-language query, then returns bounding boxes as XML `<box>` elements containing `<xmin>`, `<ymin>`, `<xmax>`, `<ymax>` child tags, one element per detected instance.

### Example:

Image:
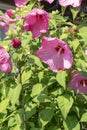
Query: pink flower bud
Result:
<box><xmin>68</xmin><ymin>27</ymin><xmax>73</xmax><ymax>33</ymax></box>
<box><xmin>12</xmin><ymin>38</ymin><xmax>21</xmax><ymax>49</ymax></box>
<box><xmin>74</xmin><ymin>28</ymin><xmax>79</xmax><ymax>33</ymax></box>
<box><xmin>5</xmin><ymin>9</ymin><xmax>14</xmax><ymax>17</ymax></box>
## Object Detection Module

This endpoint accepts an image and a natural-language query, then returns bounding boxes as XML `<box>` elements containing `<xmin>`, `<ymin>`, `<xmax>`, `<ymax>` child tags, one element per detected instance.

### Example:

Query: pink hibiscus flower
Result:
<box><xmin>36</xmin><ymin>37</ymin><xmax>73</xmax><ymax>72</ymax></box>
<box><xmin>68</xmin><ymin>71</ymin><xmax>87</xmax><ymax>94</ymax></box>
<box><xmin>38</xmin><ymin>0</ymin><xmax>54</xmax><ymax>4</ymax></box>
<box><xmin>0</xmin><ymin>15</ymin><xmax>11</xmax><ymax>33</ymax></box>
<box><xmin>14</xmin><ymin>0</ymin><xmax>27</xmax><ymax>7</ymax></box>
<box><xmin>0</xmin><ymin>46</ymin><xmax>12</xmax><ymax>73</ymax></box>
<box><xmin>59</xmin><ymin>0</ymin><xmax>82</xmax><ymax>7</ymax></box>
<box><xmin>0</xmin><ymin>14</ymin><xmax>21</xmax><ymax>33</ymax></box>
<box><xmin>23</xmin><ymin>8</ymin><xmax>50</xmax><ymax>39</ymax></box>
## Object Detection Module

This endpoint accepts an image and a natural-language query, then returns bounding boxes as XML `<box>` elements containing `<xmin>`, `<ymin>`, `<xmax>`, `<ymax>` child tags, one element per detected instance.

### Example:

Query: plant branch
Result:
<box><xmin>19</xmin><ymin>68</ymin><xmax>26</xmax><ymax>130</ymax></box>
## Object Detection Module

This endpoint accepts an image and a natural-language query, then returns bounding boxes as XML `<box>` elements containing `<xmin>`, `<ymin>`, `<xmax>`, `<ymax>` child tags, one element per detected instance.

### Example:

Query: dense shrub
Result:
<box><xmin>0</xmin><ymin>0</ymin><xmax>87</xmax><ymax>130</ymax></box>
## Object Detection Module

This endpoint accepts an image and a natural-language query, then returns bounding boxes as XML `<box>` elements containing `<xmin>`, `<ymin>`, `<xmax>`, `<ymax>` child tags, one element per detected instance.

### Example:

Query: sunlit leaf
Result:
<box><xmin>57</xmin><ymin>94</ymin><xmax>73</xmax><ymax>119</ymax></box>
<box><xmin>56</xmin><ymin>70</ymin><xmax>67</xmax><ymax>88</ymax></box>
<box><xmin>80</xmin><ymin>112</ymin><xmax>87</xmax><ymax>122</ymax></box>
<box><xmin>0</xmin><ymin>98</ymin><xmax>9</xmax><ymax>113</ymax></box>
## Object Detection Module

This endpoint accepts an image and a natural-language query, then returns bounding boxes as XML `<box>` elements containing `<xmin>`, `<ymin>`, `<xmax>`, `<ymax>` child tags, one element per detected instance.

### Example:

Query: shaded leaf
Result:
<box><xmin>63</xmin><ymin>115</ymin><xmax>80</xmax><ymax>130</ymax></box>
<box><xmin>39</xmin><ymin>107</ymin><xmax>54</xmax><ymax>127</ymax></box>
<box><xmin>25</xmin><ymin>102</ymin><xmax>37</xmax><ymax>120</ymax></box>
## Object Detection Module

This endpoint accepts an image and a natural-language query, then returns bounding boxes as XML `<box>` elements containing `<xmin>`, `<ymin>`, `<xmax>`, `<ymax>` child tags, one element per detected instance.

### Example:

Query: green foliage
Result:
<box><xmin>57</xmin><ymin>94</ymin><xmax>74</xmax><ymax>119</ymax></box>
<box><xmin>31</xmin><ymin>83</ymin><xmax>43</xmax><ymax>97</ymax></box>
<box><xmin>22</xmin><ymin>70</ymin><xmax>32</xmax><ymax>84</ymax></box>
<box><xmin>80</xmin><ymin>112</ymin><xmax>87</xmax><ymax>122</ymax></box>
<box><xmin>0</xmin><ymin>1</ymin><xmax>87</xmax><ymax>130</ymax></box>
<box><xmin>39</xmin><ymin>107</ymin><xmax>54</xmax><ymax>128</ymax></box>
<box><xmin>71</xmin><ymin>8</ymin><xmax>80</xmax><ymax>20</ymax></box>
<box><xmin>63</xmin><ymin>115</ymin><xmax>80</xmax><ymax>130</ymax></box>
<box><xmin>0</xmin><ymin>98</ymin><xmax>9</xmax><ymax>113</ymax></box>
<box><xmin>79</xmin><ymin>26</ymin><xmax>87</xmax><ymax>42</ymax></box>
<box><xmin>7</xmin><ymin>84</ymin><xmax>22</xmax><ymax>106</ymax></box>
<box><xmin>56</xmin><ymin>70</ymin><xmax>67</xmax><ymax>88</ymax></box>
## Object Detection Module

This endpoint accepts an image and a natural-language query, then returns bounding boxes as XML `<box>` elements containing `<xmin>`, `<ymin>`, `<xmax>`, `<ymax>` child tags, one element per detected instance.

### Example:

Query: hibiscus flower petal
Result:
<box><xmin>59</xmin><ymin>0</ymin><xmax>82</xmax><ymax>7</ymax></box>
<box><xmin>36</xmin><ymin>37</ymin><xmax>73</xmax><ymax>72</ymax></box>
<box><xmin>14</xmin><ymin>0</ymin><xmax>27</xmax><ymax>7</ymax></box>
<box><xmin>68</xmin><ymin>71</ymin><xmax>87</xmax><ymax>94</ymax></box>
<box><xmin>23</xmin><ymin>9</ymin><xmax>50</xmax><ymax>38</ymax></box>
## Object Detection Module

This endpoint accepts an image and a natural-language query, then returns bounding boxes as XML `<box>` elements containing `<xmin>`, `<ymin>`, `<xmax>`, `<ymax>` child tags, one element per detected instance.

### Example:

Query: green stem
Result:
<box><xmin>19</xmin><ymin>68</ymin><xmax>26</xmax><ymax>130</ymax></box>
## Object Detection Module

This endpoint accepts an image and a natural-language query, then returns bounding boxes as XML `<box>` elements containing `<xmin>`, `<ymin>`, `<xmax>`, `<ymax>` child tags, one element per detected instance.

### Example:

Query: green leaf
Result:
<box><xmin>0</xmin><ymin>98</ymin><xmax>9</xmax><ymax>113</ymax></box>
<box><xmin>15</xmin><ymin>113</ymin><xmax>22</xmax><ymax>125</ymax></box>
<box><xmin>80</xmin><ymin>112</ymin><xmax>87</xmax><ymax>122</ymax></box>
<box><xmin>71</xmin><ymin>106</ymin><xmax>80</xmax><ymax>118</ymax></box>
<box><xmin>79</xmin><ymin>26</ymin><xmax>87</xmax><ymax>42</ymax></box>
<box><xmin>49</xmin><ymin>19</ymin><xmax>57</xmax><ymax>29</ymax></box>
<box><xmin>30</xmin><ymin>128</ymin><xmax>41</xmax><ymax>130</ymax></box>
<box><xmin>28</xmin><ymin>122</ymin><xmax>35</xmax><ymax>128</ymax></box>
<box><xmin>47</xmin><ymin>125</ymin><xmax>61</xmax><ymax>130</ymax></box>
<box><xmin>0</xmin><ymin>40</ymin><xmax>11</xmax><ymax>47</ymax></box>
<box><xmin>1</xmin><ymin>127</ymin><xmax>8</xmax><ymax>130</ymax></box>
<box><xmin>69</xmin><ymin>39</ymin><xmax>80</xmax><ymax>52</ymax></box>
<box><xmin>8</xmin><ymin>117</ymin><xmax>16</xmax><ymax>127</ymax></box>
<box><xmin>10</xmin><ymin>125</ymin><xmax>21</xmax><ymax>130</ymax></box>
<box><xmin>57</xmin><ymin>94</ymin><xmax>73</xmax><ymax>119</ymax></box>
<box><xmin>71</xmin><ymin>8</ymin><xmax>79</xmax><ymax>20</ymax></box>
<box><xmin>25</xmin><ymin>102</ymin><xmax>37</xmax><ymax>120</ymax></box>
<box><xmin>31</xmin><ymin>83</ymin><xmax>43</xmax><ymax>98</ymax></box>
<box><xmin>30</xmin><ymin>55</ymin><xmax>44</xmax><ymax>68</ymax></box>
<box><xmin>60</xmin><ymin>33</ymin><xmax>68</xmax><ymax>40</ymax></box>
<box><xmin>7</xmin><ymin>84</ymin><xmax>22</xmax><ymax>106</ymax></box>
<box><xmin>61</xmin><ymin>7</ymin><xmax>66</xmax><ymax>16</ymax></box>
<box><xmin>33</xmin><ymin>94</ymin><xmax>51</xmax><ymax>103</ymax></box>
<box><xmin>48</xmin><ymin>76</ymin><xmax>56</xmax><ymax>86</ymax></box>
<box><xmin>38</xmin><ymin>71</ymin><xmax>44</xmax><ymax>82</ymax></box>
<box><xmin>63</xmin><ymin>115</ymin><xmax>80</xmax><ymax>130</ymax></box>
<box><xmin>39</xmin><ymin>107</ymin><xmax>54</xmax><ymax>127</ymax></box>
<box><xmin>22</xmin><ymin>70</ymin><xmax>32</xmax><ymax>84</ymax></box>
<box><xmin>56</xmin><ymin>70</ymin><xmax>67</xmax><ymax>88</ymax></box>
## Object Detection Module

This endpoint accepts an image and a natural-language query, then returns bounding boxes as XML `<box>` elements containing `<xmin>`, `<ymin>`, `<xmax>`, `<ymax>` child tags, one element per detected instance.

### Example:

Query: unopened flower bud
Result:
<box><xmin>11</xmin><ymin>38</ymin><xmax>21</xmax><ymax>49</ymax></box>
<box><xmin>5</xmin><ymin>9</ymin><xmax>14</xmax><ymax>17</ymax></box>
<box><xmin>68</xmin><ymin>27</ymin><xmax>73</xmax><ymax>33</ymax></box>
<box><xmin>74</xmin><ymin>28</ymin><xmax>79</xmax><ymax>33</ymax></box>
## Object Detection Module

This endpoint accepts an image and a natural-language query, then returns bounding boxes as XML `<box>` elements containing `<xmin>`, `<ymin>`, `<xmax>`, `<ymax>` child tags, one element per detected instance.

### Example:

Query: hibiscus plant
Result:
<box><xmin>0</xmin><ymin>0</ymin><xmax>87</xmax><ymax>130</ymax></box>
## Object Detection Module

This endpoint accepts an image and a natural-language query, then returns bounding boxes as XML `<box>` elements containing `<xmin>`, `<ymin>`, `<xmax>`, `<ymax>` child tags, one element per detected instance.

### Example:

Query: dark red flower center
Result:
<box><xmin>80</xmin><ymin>79</ymin><xmax>87</xmax><ymax>87</ymax></box>
<box><xmin>55</xmin><ymin>46</ymin><xmax>64</xmax><ymax>54</ymax></box>
<box><xmin>36</xmin><ymin>14</ymin><xmax>42</xmax><ymax>20</ymax></box>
